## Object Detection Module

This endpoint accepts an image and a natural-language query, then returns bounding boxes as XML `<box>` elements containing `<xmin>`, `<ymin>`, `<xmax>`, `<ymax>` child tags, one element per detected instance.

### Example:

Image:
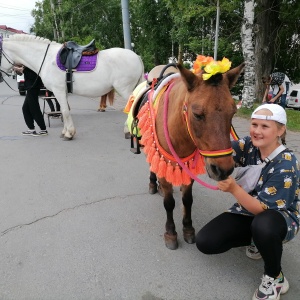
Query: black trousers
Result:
<box><xmin>196</xmin><ymin>210</ymin><xmax>287</xmax><ymax>278</ymax></box>
<box><xmin>46</xmin><ymin>98</ymin><xmax>60</xmax><ymax>112</ymax></box>
<box><xmin>22</xmin><ymin>88</ymin><xmax>46</xmax><ymax>131</ymax></box>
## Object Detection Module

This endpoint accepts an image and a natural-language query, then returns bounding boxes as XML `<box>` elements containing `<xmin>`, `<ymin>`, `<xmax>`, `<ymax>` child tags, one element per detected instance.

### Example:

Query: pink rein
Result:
<box><xmin>162</xmin><ymin>82</ymin><xmax>219</xmax><ymax>190</ymax></box>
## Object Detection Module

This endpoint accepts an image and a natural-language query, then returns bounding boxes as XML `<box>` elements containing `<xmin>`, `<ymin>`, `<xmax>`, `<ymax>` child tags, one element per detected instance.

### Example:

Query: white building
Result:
<box><xmin>0</xmin><ymin>25</ymin><xmax>27</xmax><ymax>38</ymax></box>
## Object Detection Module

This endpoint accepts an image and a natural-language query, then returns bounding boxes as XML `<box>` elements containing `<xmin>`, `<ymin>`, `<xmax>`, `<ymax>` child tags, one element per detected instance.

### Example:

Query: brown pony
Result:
<box><xmin>97</xmin><ymin>90</ymin><xmax>115</xmax><ymax>112</ymax></box>
<box><xmin>137</xmin><ymin>63</ymin><xmax>245</xmax><ymax>250</ymax></box>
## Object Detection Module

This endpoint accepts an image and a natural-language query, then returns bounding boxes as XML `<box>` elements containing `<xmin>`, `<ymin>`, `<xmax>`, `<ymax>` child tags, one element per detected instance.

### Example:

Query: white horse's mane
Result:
<box><xmin>4</xmin><ymin>34</ymin><xmax>60</xmax><ymax>45</ymax></box>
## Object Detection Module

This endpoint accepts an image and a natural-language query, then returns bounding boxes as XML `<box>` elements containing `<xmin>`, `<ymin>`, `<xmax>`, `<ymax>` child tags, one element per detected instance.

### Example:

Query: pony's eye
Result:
<box><xmin>193</xmin><ymin>112</ymin><xmax>205</xmax><ymax>121</ymax></box>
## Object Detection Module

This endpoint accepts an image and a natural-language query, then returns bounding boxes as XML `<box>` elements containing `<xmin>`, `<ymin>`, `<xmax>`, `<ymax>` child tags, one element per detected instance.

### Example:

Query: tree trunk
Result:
<box><xmin>254</xmin><ymin>0</ymin><xmax>281</xmax><ymax>102</ymax></box>
<box><xmin>241</xmin><ymin>0</ymin><xmax>255</xmax><ymax>108</ymax></box>
<box><xmin>178</xmin><ymin>43</ymin><xmax>183</xmax><ymax>65</ymax></box>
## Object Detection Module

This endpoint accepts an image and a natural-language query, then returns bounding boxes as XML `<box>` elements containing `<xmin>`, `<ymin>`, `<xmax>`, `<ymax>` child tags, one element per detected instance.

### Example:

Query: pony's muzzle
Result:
<box><xmin>205</xmin><ymin>157</ymin><xmax>234</xmax><ymax>181</ymax></box>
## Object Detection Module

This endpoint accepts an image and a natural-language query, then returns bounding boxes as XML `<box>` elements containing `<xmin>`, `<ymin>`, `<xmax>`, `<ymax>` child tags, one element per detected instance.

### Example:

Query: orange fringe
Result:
<box><xmin>137</xmin><ymin>92</ymin><xmax>206</xmax><ymax>186</ymax></box>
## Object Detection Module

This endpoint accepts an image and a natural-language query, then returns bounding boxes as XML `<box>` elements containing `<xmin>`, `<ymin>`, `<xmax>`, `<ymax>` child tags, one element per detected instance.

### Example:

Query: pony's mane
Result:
<box><xmin>5</xmin><ymin>34</ymin><xmax>59</xmax><ymax>45</ymax></box>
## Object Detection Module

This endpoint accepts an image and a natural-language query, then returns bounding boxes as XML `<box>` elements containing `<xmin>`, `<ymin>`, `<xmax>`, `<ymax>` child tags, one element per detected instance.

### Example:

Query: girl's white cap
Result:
<box><xmin>251</xmin><ymin>104</ymin><xmax>287</xmax><ymax>125</ymax></box>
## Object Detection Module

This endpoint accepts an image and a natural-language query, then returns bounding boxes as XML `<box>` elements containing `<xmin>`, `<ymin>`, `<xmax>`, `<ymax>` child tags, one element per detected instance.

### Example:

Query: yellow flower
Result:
<box><xmin>204</xmin><ymin>61</ymin><xmax>221</xmax><ymax>76</ymax></box>
<box><xmin>192</xmin><ymin>55</ymin><xmax>232</xmax><ymax>80</ymax></box>
<box><xmin>219</xmin><ymin>57</ymin><xmax>231</xmax><ymax>73</ymax></box>
<box><xmin>201</xmin><ymin>57</ymin><xmax>232</xmax><ymax>80</ymax></box>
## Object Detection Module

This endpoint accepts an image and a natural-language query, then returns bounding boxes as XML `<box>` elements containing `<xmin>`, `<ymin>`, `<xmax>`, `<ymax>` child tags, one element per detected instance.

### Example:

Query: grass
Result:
<box><xmin>235</xmin><ymin>104</ymin><xmax>300</xmax><ymax>132</ymax></box>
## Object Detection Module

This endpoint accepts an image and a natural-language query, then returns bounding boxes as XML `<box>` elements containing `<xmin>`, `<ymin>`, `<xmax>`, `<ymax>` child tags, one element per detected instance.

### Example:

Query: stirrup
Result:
<box><xmin>130</xmin><ymin>135</ymin><xmax>141</xmax><ymax>154</ymax></box>
<box><xmin>130</xmin><ymin>118</ymin><xmax>141</xmax><ymax>154</ymax></box>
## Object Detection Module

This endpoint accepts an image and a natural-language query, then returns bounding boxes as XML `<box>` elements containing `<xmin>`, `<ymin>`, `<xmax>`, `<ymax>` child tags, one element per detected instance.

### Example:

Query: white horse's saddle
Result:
<box><xmin>59</xmin><ymin>39</ymin><xmax>97</xmax><ymax>70</ymax></box>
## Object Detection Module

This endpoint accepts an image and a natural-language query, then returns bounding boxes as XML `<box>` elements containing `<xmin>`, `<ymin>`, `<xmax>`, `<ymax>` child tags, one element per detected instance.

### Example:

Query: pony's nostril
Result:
<box><xmin>211</xmin><ymin>164</ymin><xmax>234</xmax><ymax>180</ymax></box>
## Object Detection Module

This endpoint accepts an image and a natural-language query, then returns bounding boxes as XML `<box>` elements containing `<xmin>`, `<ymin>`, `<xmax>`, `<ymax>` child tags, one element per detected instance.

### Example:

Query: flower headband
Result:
<box><xmin>193</xmin><ymin>55</ymin><xmax>232</xmax><ymax>80</ymax></box>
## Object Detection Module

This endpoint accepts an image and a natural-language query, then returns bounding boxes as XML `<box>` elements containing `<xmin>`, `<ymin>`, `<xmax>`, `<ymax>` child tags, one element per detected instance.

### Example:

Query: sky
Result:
<box><xmin>0</xmin><ymin>0</ymin><xmax>38</xmax><ymax>33</ymax></box>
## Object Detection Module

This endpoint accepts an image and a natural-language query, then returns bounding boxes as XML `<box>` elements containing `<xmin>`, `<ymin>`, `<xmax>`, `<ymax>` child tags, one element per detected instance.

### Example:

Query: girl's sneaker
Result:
<box><xmin>252</xmin><ymin>273</ymin><xmax>289</xmax><ymax>300</ymax></box>
<box><xmin>32</xmin><ymin>130</ymin><xmax>48</xmax><ymax>136</ymax></box>
<box><xmin>22</xmin><ymin>130</ymin><xmax>36</xmax><ymax>136</ymax></box>
<box><xmin>246</xmin><ymin>243</ymin><xmax>262</xmax><ymax>260</ymax></box>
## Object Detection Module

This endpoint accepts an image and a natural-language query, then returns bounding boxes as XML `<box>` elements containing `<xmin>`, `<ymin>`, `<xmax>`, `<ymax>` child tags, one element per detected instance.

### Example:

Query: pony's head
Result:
<box><xmin>177</xmin><ymin>61</ymin><xmax>245</xmax><ymax>181</ymax></box>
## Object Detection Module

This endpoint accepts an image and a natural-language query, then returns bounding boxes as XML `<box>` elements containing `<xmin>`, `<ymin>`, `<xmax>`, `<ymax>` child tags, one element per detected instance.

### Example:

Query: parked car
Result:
<box><xmin>286</xmin><ymin>89</ymin><xmax>300</xmax><ymax>110</ymax></box>
<box><xmin>16</xmin><ymin>74</ymin><xmax>26</xmax><ymax>96</ymax></box>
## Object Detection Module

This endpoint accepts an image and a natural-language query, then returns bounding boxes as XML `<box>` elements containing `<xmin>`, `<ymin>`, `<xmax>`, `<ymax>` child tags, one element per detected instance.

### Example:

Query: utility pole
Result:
<box><xmin>214</xmin><ymin>0</ymin><xmax>220</xmax><ymax>60</ymax></box>
<box><xmin>121</xmin><ymin>0</ymin><xmax>132</xmax><ymax>50</ymax></box>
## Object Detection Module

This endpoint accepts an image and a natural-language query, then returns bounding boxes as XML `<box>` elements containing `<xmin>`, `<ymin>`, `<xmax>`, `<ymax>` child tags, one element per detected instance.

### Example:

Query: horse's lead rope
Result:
<box><xmin>162</xmin><ymin>82</ymin><xmax>219</xmax><ymax>190</ymax></box>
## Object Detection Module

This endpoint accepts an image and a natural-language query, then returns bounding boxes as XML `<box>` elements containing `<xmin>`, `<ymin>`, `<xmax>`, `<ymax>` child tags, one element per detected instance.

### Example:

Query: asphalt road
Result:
<box><xmin>0</xmin><ymin>76</ymin><xmax>299</xmax><ymax>300</ymax></box>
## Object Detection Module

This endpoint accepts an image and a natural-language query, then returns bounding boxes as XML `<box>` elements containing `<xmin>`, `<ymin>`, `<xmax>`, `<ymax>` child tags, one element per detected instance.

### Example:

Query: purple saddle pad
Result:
<box><xmin>56</xmin><ymin>51</ymin><xmax>98</xmax><ymax>72</ymax></box>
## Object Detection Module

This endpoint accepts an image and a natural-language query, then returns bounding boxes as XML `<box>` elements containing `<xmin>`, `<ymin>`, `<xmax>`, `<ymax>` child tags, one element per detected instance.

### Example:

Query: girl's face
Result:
<box><xmin>250</xmin><ymin>109</ymin><xmax>285</xmax><ymax>149</ymax></box>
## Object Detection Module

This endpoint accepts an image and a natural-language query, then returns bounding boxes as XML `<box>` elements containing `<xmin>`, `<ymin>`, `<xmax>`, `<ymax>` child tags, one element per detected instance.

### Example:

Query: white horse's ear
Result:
<box><xmin>177</xmin><ymin>64</ymin><xmax>198</xmax><ymax>92</ymax></box>
<box><xmin>225</xmin><ymin>62</ymin><xmax>245</xmax><ymax>89</ymax></box>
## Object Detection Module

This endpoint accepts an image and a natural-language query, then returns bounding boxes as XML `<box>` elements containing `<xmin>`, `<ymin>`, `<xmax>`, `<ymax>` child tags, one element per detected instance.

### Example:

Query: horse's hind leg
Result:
<box><xmin>159</xmin><ymin>178</ymin><xmax>178</xmax><ymax>250</ymax></box>
<box><xmin>98</xmin><ymin>95</ymin><xmax>107</xmax><ymax>112</ymax></box>
<box><xmin>181</xmin><ymin>182</ymin><xmax>195</xmax><ymax>244</ymax></box>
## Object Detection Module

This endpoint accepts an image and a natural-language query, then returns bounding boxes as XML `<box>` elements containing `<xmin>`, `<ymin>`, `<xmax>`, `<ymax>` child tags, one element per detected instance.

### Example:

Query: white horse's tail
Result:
<box><xmin>137</xmin><ymin>55</ymin><xmax>145</xmax><ymax>86</ymax></box>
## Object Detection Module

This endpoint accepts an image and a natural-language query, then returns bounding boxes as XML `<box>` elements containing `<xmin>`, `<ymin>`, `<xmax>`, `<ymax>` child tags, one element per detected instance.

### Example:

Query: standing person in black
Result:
<box><xmin>13</xmin><ymin>65</ymin><xmax>48</xmax><ymax>136</ymax></box>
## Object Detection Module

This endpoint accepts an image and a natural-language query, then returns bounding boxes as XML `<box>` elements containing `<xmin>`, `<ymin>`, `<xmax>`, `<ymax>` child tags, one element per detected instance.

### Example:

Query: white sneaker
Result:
<box><xmin>246</xmin><ymin>243</ymin><xmax>262</xmax><ymax>260</ymax></box>
<box><xmin>252</xmin><ymin>273</ymin><xmax>289</xmax><ymax>300</ymax></box>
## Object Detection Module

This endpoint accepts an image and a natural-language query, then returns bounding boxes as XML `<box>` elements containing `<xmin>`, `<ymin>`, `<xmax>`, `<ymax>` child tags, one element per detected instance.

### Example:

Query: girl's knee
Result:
<box><xmin>196</xmin><ymin>231</ymin><xmax>217</xmax><ymax>254</ymax></box>
<box><xmin>251</xmin><ymin>210</ymin><xmax>287</xmax><ymax>241</ymax></box>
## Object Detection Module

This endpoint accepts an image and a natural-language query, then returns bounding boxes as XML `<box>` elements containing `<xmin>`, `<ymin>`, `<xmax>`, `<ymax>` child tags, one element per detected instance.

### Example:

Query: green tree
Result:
<box><xmin>30</xmin><ymin>0</ymin><xmax>300</xmax><ymax>87</ymax></box>
<box><xmin>130</xmin><ymin>0</ymin><xmax>174</xmax><ymax>71</ymax></box>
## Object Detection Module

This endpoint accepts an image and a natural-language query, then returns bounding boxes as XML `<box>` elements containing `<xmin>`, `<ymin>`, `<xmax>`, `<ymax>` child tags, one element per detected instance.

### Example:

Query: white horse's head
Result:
<box><xmin>0</xmin><ymin>36</ymin><xmax>15</xmax><ymax>80</ymax></box>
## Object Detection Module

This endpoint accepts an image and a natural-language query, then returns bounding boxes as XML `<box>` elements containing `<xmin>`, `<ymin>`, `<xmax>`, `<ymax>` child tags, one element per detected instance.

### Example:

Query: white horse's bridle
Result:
<box><xmin>0</xmin><ymin>35</ymin><xmax>15</xmax><ymax>80</ymax></box>
<box><xmin>0</xmin><ymin>36</ymin><xmax>51</xmax><ymax>89</ymax></box>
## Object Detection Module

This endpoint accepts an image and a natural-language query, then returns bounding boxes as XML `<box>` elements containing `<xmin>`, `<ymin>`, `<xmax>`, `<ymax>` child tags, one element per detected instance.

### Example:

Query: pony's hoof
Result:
<box><xmin>149</xmin><ymin>183</ymin><xmax>157</xmax><ymax>194</ymax></box>
<box><xmin>183</xmin><ymin>228</ymin><xmax>195</xmax><ymax>244</ymax></box>
<box><xmin>164</xmin><ymin>232</ymin><xmax>178</xmax><ymax>250</ymax></box>
<box><xmin>97</xmin><ymin>109</ymin><xmax>105</xmax><ymax>112</ymax></box>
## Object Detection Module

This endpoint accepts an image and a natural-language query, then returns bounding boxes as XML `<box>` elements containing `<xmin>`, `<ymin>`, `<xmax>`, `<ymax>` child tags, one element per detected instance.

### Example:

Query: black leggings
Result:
<box><xmin>22</xmin><ymin>88</ymin><xmax>46</xmax><ymax>131</ymax></box>
<box><xmin>196</xmin><ymin>210</ymin><xmax>287</xmax><ymax>278</ymax></box>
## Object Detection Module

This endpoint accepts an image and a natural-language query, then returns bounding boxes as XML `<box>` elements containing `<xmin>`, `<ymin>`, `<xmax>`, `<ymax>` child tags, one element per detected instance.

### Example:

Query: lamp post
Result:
<box><xmin>121</xmin><ymin>0</ymin><xmax>132</xmax><ymax>50</ymax></box>
<box><xmin>214</xmin><ymin>0</ymin><xmax>220</xmax><ymax>60</ymax></box>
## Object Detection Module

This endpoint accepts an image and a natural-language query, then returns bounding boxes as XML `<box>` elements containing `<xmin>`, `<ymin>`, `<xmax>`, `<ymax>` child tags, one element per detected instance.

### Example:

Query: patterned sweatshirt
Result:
<box><xmin>228</xmin><ymin>136</ymin><xmax>300</xmax><ymax>241</ymax></box>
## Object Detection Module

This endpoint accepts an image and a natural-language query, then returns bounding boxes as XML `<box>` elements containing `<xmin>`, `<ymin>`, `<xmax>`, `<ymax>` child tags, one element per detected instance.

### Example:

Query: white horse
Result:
<box><xmin>0</xmin><ymin>34</ymin><xmax>144</xmax><ymax>140</ymax></box>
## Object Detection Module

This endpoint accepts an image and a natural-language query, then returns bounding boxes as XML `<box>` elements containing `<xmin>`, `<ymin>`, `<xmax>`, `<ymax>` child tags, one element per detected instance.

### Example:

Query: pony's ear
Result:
<box><xmin>177</xmin><ymin>64</ymin><xmax>198</xmax><ymax>91</ymax></box>
<box><xmin>225</xmin><ymin>62</ymin><xmax>245</xmax><ymax>89</ymax></box>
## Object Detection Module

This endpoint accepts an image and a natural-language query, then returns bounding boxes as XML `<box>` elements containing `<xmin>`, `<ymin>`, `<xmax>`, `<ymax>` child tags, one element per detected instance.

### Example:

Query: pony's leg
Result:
<box><xmin>159</xmin><ymin>178</ymin><xmax>178</xmax><ymax>250</ymax></box>
<box><xmin>149</xmin><ymin>171</ymin><xmax>158</xmax><ymax>194</ymax></box>
<box><xmin>181</xmin><ymin>182</ymin><xmax>196</xmax><ymax>244</ymax></box>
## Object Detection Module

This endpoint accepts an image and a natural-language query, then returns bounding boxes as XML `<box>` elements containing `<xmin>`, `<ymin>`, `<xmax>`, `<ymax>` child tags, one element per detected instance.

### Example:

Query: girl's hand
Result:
<box><xmin>218</xmin><ymin>176</ymin><xmax>239</xmax><ymax>193</ymax></box>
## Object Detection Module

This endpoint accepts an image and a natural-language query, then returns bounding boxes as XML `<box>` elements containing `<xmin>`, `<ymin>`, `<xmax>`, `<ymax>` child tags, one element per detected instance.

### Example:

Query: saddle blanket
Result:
<box><xmin>56</xmin><ymin>52</ymin><xmax>98</xmax><ymax>72</ymax></box>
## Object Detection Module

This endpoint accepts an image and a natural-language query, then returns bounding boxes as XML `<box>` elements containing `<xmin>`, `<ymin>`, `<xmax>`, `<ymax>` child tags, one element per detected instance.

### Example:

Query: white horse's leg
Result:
<box><xmin>54</xmin><ymin>92</ymin><xmax>76</xmax><ymax>139</ymax></box>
